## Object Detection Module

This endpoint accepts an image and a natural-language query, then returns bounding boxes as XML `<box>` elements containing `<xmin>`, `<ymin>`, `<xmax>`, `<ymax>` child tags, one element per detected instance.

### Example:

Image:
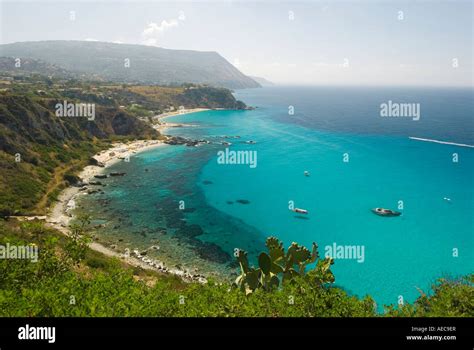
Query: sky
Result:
<box><xmin>0</xmin><ymin>0</ymin><xmax>472</xmax><ymax>87</ymax></box>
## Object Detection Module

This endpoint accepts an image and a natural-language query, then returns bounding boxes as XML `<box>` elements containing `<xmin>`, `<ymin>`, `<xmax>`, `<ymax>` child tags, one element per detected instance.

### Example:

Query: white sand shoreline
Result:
<box><xmin>152</xmin><ymin>108</ymin><xmax>210</xmax><ymax>133</ymax></box>
<box><xmin>47</xmin><ymin>138</ymin><xmax>164</xmax><ymax>227</ymax></box>
<box><xmin>156</xmin><ymin>107</ymin><xmax>210</xmax><ymax>122</ymax></box>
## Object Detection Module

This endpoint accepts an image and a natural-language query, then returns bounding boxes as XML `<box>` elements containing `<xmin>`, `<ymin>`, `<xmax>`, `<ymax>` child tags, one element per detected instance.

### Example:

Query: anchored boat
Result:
<box><xmin>371</xmin><ymin>208</ymin><xmax>401</xmax><ymax>217</ymax></box>
<box><xmin>293</xmin><ymin>208</ymin><xmax>308</xmax><ymax>214</ymax></box>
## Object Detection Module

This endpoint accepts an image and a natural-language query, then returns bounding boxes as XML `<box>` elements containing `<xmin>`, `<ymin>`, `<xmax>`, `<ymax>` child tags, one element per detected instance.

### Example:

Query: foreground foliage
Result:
<box><xmin>235</xmin><ymin>237</ymin><xmax>334</xmax><ymax>294</ymax></box>
<box><xmin>0</xmin><ymin>221</ymin><xmax>472</xmax><ymax>317</ymax></box>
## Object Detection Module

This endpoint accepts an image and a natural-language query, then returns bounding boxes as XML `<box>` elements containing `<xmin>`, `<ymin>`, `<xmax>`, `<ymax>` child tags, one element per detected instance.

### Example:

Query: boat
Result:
<box><xmin>110</xmin><ymin>172</ymin><xmax>126</xmax><ymax>177</ymax></box>
<box><xmin>293</xmin><ymin>208</ymin><xmax>308</xmax><ymax>214</ymax></box>
<box><xmin>304</xmin><ymin>171</ymin><xmax>310</xmax><ymax>177</ymax></box>
<box><xmin>371</xmin><ymin>208</ymin><xmax>401</xmax><ymax>217</ymax></box>
<box><xmin>245</xmin><ymin>140</ymin><xmax>257</xmax><ymax>144</ymax></box>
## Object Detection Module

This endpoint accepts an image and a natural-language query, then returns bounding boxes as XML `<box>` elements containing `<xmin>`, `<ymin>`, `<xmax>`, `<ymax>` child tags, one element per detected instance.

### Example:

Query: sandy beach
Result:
<box><xmin>152</xmin><ymin>108</ymin><xmax>210</xmax><ymax>133</ymax></box>
<box><xmin>156</xmin><ymin>107</ymin><xmax>209</xmax><ymax>121</ymax></box>
<box><xmin>46</xmin><ymin>139</ymin><xmax>164</xmax><ymax>230</ymax></box>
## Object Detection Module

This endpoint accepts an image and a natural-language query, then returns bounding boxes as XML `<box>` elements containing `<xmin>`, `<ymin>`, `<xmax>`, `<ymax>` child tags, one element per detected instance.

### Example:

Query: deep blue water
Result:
<box><xmin>236</xmin><ymin>86</ymin><xmax>474</xmax><ymax>144</ymax></box>
<box><xmin>77</xmin><ymin>86</ymin><xmax>474</xmax><ymax>310</ymax></box>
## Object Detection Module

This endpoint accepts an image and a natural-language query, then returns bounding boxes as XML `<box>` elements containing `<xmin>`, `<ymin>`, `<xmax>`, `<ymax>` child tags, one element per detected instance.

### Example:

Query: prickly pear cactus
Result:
<box><xmin>236</xmin><ymin>249</ymin><xmax>250</xmax><ymax>274</ymax></box>
<box><xmin>234</xmin><ymin>237</ymin><xmax>334</xmax><ymax>294</ymax></box>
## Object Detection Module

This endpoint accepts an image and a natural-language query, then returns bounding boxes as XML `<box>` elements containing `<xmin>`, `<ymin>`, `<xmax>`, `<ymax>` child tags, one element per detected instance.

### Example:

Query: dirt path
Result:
<box><xmin>35</xmin><ymin>160</ymin><xmax>83</xmax><ymax>214</ymax></box>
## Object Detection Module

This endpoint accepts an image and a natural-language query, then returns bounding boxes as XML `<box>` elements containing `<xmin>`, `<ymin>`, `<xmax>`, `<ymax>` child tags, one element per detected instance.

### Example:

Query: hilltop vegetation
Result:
<box><xmin>0</xmin><ymin>57</ymin><xmax>75</xmax><ymax>79</ymax></box>
<box><xmin>127</xmin><ymin>85</ymin><xmax>247</xmax><ymax>111</ymax></box>
<box><xmin>0</xmin><ymin>41</ymin><xmax>261</xmax><ymax>89</ymax></box>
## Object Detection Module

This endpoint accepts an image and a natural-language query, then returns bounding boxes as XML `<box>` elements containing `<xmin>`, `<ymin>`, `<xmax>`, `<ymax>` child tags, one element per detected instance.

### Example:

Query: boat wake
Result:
<box><xmin>409</xmin><ymin>137</ymin><xmax>474</xmax><ymax>148</ymax></box>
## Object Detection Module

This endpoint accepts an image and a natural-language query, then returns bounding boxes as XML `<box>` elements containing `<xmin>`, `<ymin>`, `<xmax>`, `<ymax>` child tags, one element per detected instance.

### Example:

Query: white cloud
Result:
<box><xmin>84</xmin><ymin>38</ymin><xmax>99</xmax><ymax>42</ymax></box>
<box><xmin>141</xmin><ymin>19</ymin><xmax>179</xmax><ymax>46</ymax></box>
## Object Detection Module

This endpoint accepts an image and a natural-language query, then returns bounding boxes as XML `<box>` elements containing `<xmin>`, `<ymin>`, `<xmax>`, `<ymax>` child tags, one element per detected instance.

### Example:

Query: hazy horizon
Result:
<box><xmin>1</xmin><ymin>0</ymin><xmax>472</xmax><ymax>87</ymax></box>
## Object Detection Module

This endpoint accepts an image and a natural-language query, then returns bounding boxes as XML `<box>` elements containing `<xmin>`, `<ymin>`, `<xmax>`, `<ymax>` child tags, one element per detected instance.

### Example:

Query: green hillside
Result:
<box><xmin>0</xmin><ymin>41</ymin><xmax>261</xmax><ymax>89</ymax></box>
<box><xmin>0</xmin><ymin>92</ymin><xmax>159</xmax><ymax>216</ymax></box>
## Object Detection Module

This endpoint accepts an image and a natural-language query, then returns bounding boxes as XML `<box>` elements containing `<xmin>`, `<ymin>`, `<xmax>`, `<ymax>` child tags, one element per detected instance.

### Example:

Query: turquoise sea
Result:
<box><xmin>76</xmin><ymin>86</ymin><xmax>473</xmax><ymax>309</ymax></box>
